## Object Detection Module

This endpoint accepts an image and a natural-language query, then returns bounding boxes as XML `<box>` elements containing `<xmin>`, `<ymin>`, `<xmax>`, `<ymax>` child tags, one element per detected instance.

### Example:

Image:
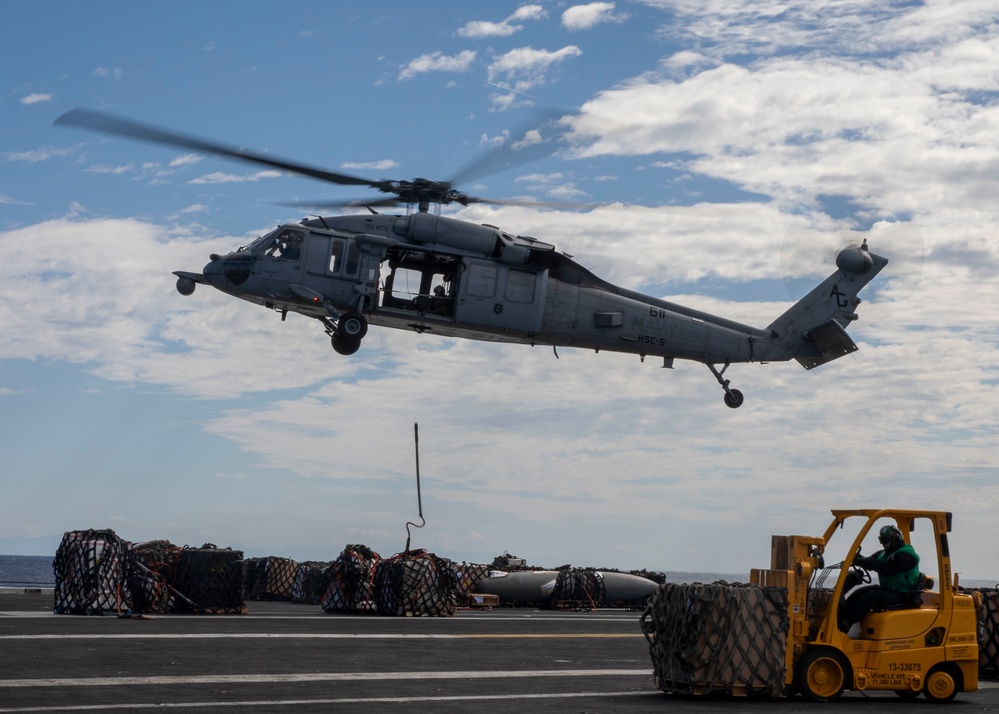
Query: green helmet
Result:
<box><xmin>878</xmin><ymin>524</ymin><xmax>904</xmax><ymax>550</ymax></box>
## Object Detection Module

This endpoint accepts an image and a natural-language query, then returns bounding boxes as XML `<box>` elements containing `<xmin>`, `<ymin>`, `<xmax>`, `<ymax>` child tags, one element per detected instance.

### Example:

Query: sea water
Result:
<box><xmin>0</xmin><ymin>555</ymin><xmax>55</xmax><ymax>587</ymax></box>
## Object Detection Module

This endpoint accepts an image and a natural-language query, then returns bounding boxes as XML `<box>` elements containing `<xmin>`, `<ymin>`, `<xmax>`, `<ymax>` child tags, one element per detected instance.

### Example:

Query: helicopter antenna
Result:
<box><xmin>405</xmin><ymin>422</ymin><xmax>425</xmax><ymax>554</ymax></box>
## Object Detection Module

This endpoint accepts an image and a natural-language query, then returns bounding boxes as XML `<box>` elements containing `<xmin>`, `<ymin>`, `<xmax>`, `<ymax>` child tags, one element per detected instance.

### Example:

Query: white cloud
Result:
<box><xmin>398</xmin><ymin>50</ymin><xmax>477</xmax><ymax>81</ymax></box>
<box><xmin>20</xmin><ymin>93</ymin><xmax>53</xmax><ymax>105</ymax></box>
<box><xmin>514</xmin><ymin>171</ymin><xmax>590</xmax><ymax>201</ymax></box>
<box><xmin>188</xmin><ymin>169</ymin><xmax>282</xmax><ymax>184</ymax></box>
<box><xmin>169</xmin><ymin>154</ymin><xmax>203</xmax><ymax>168</ymax></box>
<box><xmin>565</xmin><ymin>44</ymin><xmax>999</xmax><ymax>219</ymax></box>
<box><xmin>562</xmin><ymin>2</ymin><xmax>628</xmax><ymax>31</ymax></box>
<box><xmin>340</xmin><ymin>159</ymin><xmax>400</xmax><ymax>171</ymax></box>
<box><xmin>84</xmin><ymin>163</ymin><xmax>135</xmax><ymax>175</ymax></box>
<box><xmin>92</xmin><ymin>67</ymin><xmax>124</xmax><ymax>80</ymax></box>
<box><xmin>4</xmin><ymin>147</ymin><xmax>72</xmax><ymax>163</ymax></box>
<box><xmin>486</xmin><ymin>46</ymin><xmax>583</xmax><ymax>101</ymax></box>
<box><xmin>456</xmin><ymin>5</ymin><xmax>547</xmax><ymax>38</ymax></box>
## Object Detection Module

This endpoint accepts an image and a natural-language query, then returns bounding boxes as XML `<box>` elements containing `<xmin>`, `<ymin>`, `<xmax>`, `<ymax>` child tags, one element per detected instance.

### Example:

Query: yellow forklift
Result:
<box><xmin>752</xmin><ymin>509</ymin><xmax>979</xmax><ymax>702</ymax></box>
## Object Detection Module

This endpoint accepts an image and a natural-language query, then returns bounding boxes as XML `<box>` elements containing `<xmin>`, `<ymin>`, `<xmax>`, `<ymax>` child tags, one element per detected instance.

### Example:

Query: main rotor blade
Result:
<box><xmin>277</xmin><ymin>197</ymin><xmax>403</xmax><ymax>209</ymax></box>
<box><xmin>462</xmin><ymin>195</ymin><xmax>596</xmax><ymax>210</ymax></box>
<box><xmin>449</xmin><ymin>107</ymin><xmax>572</xmax><ymax>186</ymax></box>
<box><xmin>55</xmin><ymin>108</ymin><xmax>377</xmax><ymax>188</ymax></box>
<box><xmin>279</xmin><ymin>195</ymin><xmax>593</xmax><ymax>212</ymax></box>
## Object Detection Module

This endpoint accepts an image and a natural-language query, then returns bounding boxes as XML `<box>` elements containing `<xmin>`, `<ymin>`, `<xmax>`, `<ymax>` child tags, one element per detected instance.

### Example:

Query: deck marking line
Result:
<box><xmin>0</xmin><ymin>689</ymin><xmax>658</xmax><ymax>713</ymax></box>
<box><xmin>0</xmin><ymin>632</ymin><xmax>642</xmax><ymax>641</ymax></box>
<box><xmin>0</xmin><ymin>668</ymin><xmax>652</xmax><ymax>688</ymax></box>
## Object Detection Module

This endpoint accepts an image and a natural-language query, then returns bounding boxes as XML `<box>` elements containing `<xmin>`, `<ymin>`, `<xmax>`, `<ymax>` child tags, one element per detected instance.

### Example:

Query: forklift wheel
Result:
<box><xmin>924</xmin><ymin>666</ymin><xmax>959</xmax><ymax>703</ymax></box>
<box><xmin>797</xmin><ymin>649</ymin><xmax>848</xmax><ymax>703</ymax></box>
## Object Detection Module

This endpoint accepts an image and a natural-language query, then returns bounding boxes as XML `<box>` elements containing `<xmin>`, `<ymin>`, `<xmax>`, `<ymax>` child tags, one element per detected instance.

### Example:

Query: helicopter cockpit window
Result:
<box><xmin>505</xmin><ymin>269</ymin><xmax>536</xmax><ymax>304</ymax></box>
<box><xmin>264</xmin><ymin>229</ymin><xmax>304</xmax><ymax>261</ymax></box>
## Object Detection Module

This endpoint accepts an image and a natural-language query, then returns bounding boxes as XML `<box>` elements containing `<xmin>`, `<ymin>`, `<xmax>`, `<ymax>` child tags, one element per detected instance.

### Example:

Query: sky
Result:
<box><xmin>2</xmin><ymin>1</ymin><xmax>998</xmax><ymax>579</ymax></box>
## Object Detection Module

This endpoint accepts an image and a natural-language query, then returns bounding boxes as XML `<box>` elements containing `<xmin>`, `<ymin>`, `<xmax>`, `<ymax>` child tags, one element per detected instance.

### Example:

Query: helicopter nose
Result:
<box><xmin>202</xmin><ymin>255</ymin><xmax>226</xmax><ymax>289</ymax></box>
<box><xmin>203</xmin><ymin>252</ymin><xmax>253</xmax><ymax>288</ymax></box>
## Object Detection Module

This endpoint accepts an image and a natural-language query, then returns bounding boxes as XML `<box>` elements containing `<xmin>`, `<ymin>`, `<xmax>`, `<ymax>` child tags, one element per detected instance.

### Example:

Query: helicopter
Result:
<box><xmin>55</xmin><ymin>108</ymin><xmax>888</xmax><ymax>408</ymax></box>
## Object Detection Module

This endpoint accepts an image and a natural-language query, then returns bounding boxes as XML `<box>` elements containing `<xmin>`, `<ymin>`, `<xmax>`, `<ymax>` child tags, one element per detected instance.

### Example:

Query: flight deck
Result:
<box><xmin>1</xmin><ymin>589</ymin><xmax>997</xmax><ymax>713</ymax></box>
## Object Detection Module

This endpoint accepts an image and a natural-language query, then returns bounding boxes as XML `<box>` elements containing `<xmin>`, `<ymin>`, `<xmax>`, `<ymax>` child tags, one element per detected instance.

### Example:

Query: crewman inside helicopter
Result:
<box><xmin>264</xmin><ymin>229</ymin><xmax>303</xmax><ymax>261</ymax></box>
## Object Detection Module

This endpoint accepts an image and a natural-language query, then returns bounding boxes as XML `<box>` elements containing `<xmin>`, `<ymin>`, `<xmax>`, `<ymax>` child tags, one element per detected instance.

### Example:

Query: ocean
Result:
<box><xmin>0</xmin><ymin>555</ymin><xmax>55</xmax><ymax>587</ymax></box>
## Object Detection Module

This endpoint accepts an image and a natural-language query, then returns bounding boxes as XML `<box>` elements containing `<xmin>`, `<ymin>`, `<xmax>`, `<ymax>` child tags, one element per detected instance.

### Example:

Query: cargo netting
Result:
<box><xmin>321</xmin><ymin>545</ymin><xmax>381</xmax><ymax>613</ymax></box>
<box><xmin>373</xmin><ymin>549</ymin><xmax>458</xmax><ymax>617</ymax></box>
<box><xmin>52</xmin><ymin>530</ymin><xmax>245</xmax><ymax>616</ymax></box>
<box><xmin>292</xmin><ymin>561</ymin><xmax>332</xmax><ymax>605</ymax></box>
<box><xmin>966</xmin><ymin>587</ymin><xmax>999</xmax><ymax>677</ymax></box>
<box><xmin>453</xmin><ymin>562</ymin><xmax>490</xmax><ymax>598</ymax></box>
<box><xmin>243</xmin><ymin>556</ymin><xmax>299</xmax><ymax>601</ymax></box>
<box><xmin>544</xmin><ymin>568</ymin><xmax>607</xmax><ymax>609</ymax></box>
<box><xmin>173</xmin><ymin>545</ymin><xmax>245</xmax><ymax>614</ymax></box>
<box><xmin>641</xmin><ymin>581</ymin><xmax>789</xmax><ymax>697</ymax></box>
<box><xmin>130</xmin><ymin>539</ymin><xmax>184</xmax><ymax>614</ymax></box>
<box><xmin>53</xmin><ymin>529</ymin><xmax>134</xmax><ymax>616</ymax></box>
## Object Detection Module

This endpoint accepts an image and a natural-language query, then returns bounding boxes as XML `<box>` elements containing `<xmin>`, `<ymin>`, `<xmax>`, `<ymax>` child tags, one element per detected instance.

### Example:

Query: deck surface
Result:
<box><xmin>1</xmin><ymin>589</ymin><xmax>996</xmax><ymax>713</ymax></box>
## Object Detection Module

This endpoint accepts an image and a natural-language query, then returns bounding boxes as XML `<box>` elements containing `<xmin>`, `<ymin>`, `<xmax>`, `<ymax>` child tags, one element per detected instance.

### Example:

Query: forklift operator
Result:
<box><xmin>839</xmin><ymin>525</ymin><xmax>920</xmax><ymax>632</ymax></box>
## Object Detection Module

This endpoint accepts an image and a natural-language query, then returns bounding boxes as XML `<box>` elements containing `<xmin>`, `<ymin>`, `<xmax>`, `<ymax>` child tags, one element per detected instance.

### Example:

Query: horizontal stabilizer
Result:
<box><xmin>795</xmin><ymin>319</ymin><xmax>859</xmax><ymax>370</ymax></box>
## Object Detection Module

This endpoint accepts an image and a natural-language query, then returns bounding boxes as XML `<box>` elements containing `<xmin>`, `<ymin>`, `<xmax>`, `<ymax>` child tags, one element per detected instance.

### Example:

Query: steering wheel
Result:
<box><xmin>850</xmin><ymin>547</ymin><xmax>872</xmax><ymax>583</ymax></box>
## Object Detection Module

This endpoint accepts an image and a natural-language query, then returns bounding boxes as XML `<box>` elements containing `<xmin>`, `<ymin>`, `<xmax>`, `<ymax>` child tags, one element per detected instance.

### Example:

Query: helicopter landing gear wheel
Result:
<box><xmin>723</xmin><ymin>389</ymin><xmax>744</xmax><ymax>409</ymax></box>
<box><xmin>337</xmin><ymin>312</ymin><xmax>368</xmax><ymax>341</ymax></box>
<box><xmin>924</xmin><ymin>665</ymin><xmax>959</xmax><ymax>703</ymax></box>
<box><xmin>706</xmin><ymin>361</ymin><xmax>745</xmax><ymax>409</ymax></box>
<box><xmin>796</xmin><ymin>649</ymin><xmax>849</xmax><ymax>703</ymax></box>
<box><xmin>331</xmin><ymin>335</ymin><xmax>360</xmax><ymax>356</ymax></box>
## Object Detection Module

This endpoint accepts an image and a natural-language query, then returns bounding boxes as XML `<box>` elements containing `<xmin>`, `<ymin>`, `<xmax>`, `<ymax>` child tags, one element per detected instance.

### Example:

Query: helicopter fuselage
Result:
<box><xmin>176</xmin><ymin>211</ymin><xmax>887</xmax><ymax>408</ymax></box>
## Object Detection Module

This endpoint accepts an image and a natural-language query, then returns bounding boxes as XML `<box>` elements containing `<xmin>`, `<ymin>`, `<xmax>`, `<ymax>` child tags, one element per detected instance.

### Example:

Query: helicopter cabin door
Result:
<box><xmin>455</xmin><ymin>259</ymin><xmax>547</xmax><ymax>333</ymax></box>
<box><xmin>305</xmin><ymin>232</ymin><xmax>362</xmax><ymax>306</ymax></box>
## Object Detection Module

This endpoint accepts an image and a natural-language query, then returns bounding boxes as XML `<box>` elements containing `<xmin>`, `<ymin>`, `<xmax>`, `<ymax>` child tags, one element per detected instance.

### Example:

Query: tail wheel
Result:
<box><xmin>337</xmin><ymin>312</ymin><xmax>368</xmax><ymax>341</ymax></box>
<box><xmin>924</xmin><ymin>666</ymin><xmax>959</xmax><ymax>703</ymax></box>
<box><xmin>797</xmin><ymin>649</ymin><xmax>848</xmax><ymax>703</ymax></box>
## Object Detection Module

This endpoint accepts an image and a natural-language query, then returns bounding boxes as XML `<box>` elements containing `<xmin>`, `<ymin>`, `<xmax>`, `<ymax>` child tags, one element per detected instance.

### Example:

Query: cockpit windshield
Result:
<box><xmin>245</xmin><ymin>227</ymin><xmax>285</xmax><ymax>255</ymax></box>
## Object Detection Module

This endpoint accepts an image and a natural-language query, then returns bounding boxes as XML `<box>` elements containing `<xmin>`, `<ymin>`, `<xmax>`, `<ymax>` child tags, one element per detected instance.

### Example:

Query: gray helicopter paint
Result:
<box><xmin>190</xmin><ymin>218</ymin><xmax>885</xmax><ymax>407</ymax></box>
<box><xmin>454</xmin><ymin>260</ymin><xmax>548</xmax><ymax>333</ymax></box>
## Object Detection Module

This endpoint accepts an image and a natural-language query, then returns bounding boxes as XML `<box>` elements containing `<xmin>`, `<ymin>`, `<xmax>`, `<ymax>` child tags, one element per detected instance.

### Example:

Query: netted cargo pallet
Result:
<box><xmin>373</xmin><ymin>549</ymin><xmax>458</xmax><ymax>617</ymax></box>
<box><xmin>966</xmin><ymin>587</ymin><xmax>999</xmax><ymax>677</ymax></box>
<box><xmin>243</xmin><ymin>556</ymin><xmax>299</xmax><ymax>601</ymax></box>
<box><xmin>130</xmin><ymin>540</ymin><xmax>183</xmax><ymax>614</ymax></box>
<box><xmin>322</xmin><ymin>545</ymin><xmax>381</xmax><ymax>613</ymax></box>
<box><xmin>173</xmin><ymin>546</ymin><xmax>245</xmax><ymax>614</ymax></box>
<box><xmin>453</xmin><ymin>562</ymin><xmax>490</xmax><ymax>597</ymax></box>
<box><xmin>53</xmin><ymin>529</ymin><xmax>134</xmax><ymax>616</ymax></box>
<box><xmin>292</xmin><ymin>561</ymin><xmax>332</xmax><ymax>605</ymax></box>
<box><xmin>641</xmin><ymin>581</ymin><xmax>789</xmax><ymax>697</ymax></box>
<box><xmin>544</xmin><ymin>568</ymin><xmax>606</xmax><ymax>610</ymax></box>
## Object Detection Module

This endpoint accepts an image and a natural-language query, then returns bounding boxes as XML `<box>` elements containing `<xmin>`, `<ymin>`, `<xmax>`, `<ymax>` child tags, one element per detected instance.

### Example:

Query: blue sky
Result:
<box><xmin>2</xmin><ymin>1</ymin><xmax>998</xmax><ymax>578</ymax></box>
